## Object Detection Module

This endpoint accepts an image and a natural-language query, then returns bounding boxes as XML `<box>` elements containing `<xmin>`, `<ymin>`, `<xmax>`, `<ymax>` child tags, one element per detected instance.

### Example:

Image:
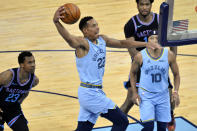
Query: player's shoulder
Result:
<box><xmin>168</xmin><ymin>49</ymin><xmax>176</xmax><ymax>58</ymax></box>
<box><xmin>75</xmin><ymin>36</ymin><xmax>89</xmax><ymax>49</ymax></box>
<box><xmin>151</xmin><ymin>12</ymin><xmax>159</xmax><ymax>16</ymax></box>
<box><xmin>168</xmin><ymin>49</ymin><xmax>174</xmax><ymax>55</ymax></box>
<box><xmin>99</xmin><ymin>34</ymin><xmax>107</xmax><ymax>41</ymax></box>
<box><xmin>132</xmin><ymin>52</ymin><xmax>143</xmax><ymax>65</ymax></box>
<box><xmin>77</xmin><ymin>36</ymin><xmax>86</xmax><ymax>42</ymax></box>
<box><xmin>0</xmin><ymin>69</ymin><xmax>13</xmax><ymax>85</ymax></box>
<box><xmin>134</xmin><ymin>52</ymin><xmax>142</xmax><ymax>60</ymax></box>
<box><xmin>124</xmin><ymin>15</ymin><xmax>137</xmax><ymax>27</ymax></box>
<box><xmin>153</xmin><ymin>12</ymin><xmax>159</xmax><ymax>20</ymax></box>
<box><xmin>168</xmin><ymin>49</ymin><xmax>176</xmax><ymax>62</ymax></box>
<box><xmin>0</xmin><ymin>69</ymin><xmax>13</xmax><ymax>78</ymax></box>
<box><xmin>32</xmin><ymin>75</ymin><xmax>39</xmax><ymax>87</ymax></box>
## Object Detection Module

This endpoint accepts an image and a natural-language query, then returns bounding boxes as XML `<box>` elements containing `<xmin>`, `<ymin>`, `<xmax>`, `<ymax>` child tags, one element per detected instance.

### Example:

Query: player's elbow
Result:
<box><xmin>173</xmin><ymin>72</ymin><xmax>180</xmax><ymax>81</ymax></box>
<box><xmin>173</xmin><ymin>70</ymin><xmax>180</xmax><ymax>78</ymax></box>
<box><xmin>65</xmin><ymin>38</ymin><xmax>78</xmax><ymax>49</ymax></box>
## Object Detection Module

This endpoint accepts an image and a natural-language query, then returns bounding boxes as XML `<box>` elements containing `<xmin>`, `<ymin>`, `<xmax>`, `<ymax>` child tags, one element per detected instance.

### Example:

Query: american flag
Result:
<box><xmin>172</xmin><ymin>19</ymin><xmax>189</xmax><ymax>32</ymax></box>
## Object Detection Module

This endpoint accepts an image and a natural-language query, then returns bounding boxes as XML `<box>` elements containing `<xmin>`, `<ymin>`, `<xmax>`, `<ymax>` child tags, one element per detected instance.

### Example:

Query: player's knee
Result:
<box><xmin>141</xmin><ymin>121</ymin><xmax>154</xmax><ymax>131</ymax></box>
<box><xmin>115</xmin><ymin>113</ymin><xmax>129</xmax><ymax>129</ymax></box>
<box><xmin>117</xmin><ymin>107</ymin><xmax>129</xmax><ymax>125</ymax></box>
<box><xmin>119</xmin><ymin>115</ymin><xmax>129</xmax><ymax>127</ymax></box>
<box><xmin>110</xmin><ymin>108</ymin><xmax>129</xmax><ymax>128</ymax></box>
<box><xmin>157</xmin><ymin>121</ymin><xmax>167</xmax><ymax>131</ymax></box>
<box><xmin>112</xmin><ymin>118</ymin><xmax>129</xmax><ymax>131</ymax></box>
<box><xmin>75</xmin><ymin>121</ymin><xmax>94</xmax><ymax>131</ymax></box>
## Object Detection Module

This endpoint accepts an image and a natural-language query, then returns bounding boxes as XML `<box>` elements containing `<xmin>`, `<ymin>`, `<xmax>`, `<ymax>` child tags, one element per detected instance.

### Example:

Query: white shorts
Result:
<box><xmin>138</xmin><ymin>88</ymin><xmax>171</xmax><ymax>123</ymax></box>
<box><xmin>78</xmin><ymin>86</ymin><xmax>116</xmax><ymax>124</ymax></box>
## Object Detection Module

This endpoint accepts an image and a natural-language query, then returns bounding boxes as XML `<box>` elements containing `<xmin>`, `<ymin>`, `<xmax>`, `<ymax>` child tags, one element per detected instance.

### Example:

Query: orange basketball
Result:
<box><xmin>61</xmin><ymin>3</ymin><xmax>81</xmax><ymax>24</ymax></box>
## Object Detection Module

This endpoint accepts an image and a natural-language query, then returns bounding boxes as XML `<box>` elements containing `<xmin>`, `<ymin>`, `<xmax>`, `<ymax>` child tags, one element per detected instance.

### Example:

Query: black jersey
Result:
<box><xmin>0</xmin><ymin>68</ymin><xmax>35</xmax><ymax>109</ymax></box>
<box><xmin>124</xmin><ymin>12</ymin><xmax>159</xmax><ymax>51</ymax></box>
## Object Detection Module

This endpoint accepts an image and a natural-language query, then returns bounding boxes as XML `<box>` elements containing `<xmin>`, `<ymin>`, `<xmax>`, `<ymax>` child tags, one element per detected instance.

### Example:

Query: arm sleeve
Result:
<box><xmin>124</xmin><ymin>18</ymin><xmax>136</xmax><ymax>38</ymax></box>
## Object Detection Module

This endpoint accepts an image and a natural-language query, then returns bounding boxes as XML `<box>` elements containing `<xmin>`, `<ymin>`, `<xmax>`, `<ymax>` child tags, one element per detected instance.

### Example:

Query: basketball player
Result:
<box><xmin>120</xmin><ymin>0</ymin><xmax>177</xmax><ymax>128</ymax></box>
<box><xmin>0</xmin><ymin>51</ymin><xmax>39</xmax><ymax>131</ymax></box>
<box><xmin>53</xmin><ymin>6</ymin><xmax>159</xmax><ymax>131</ymax></box>
<box><xmin>130</xmin><ymin>30</ymin><xmax>180</xmax><ymax>131</ymax></box>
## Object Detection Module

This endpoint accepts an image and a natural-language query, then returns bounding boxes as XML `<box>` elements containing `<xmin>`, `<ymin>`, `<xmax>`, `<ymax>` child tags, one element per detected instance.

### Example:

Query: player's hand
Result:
<box><xmin>171</xmin><ymin>91</ymin><xmax>180</xmax><ymax>107</ymax></box>
<box><xmin>132</xmin><ymin>93</ymin><xmax>141</xmax><ymax>106</ymax></box>
<box><xmin>146</xmin><ymin>41</ymin><xmax>161</xmax><ymax>50</ymax></box>
<box><xmin>53</xmin><ymin>6</ymin><xmax>66</xmax><ymax>23</ymax></box>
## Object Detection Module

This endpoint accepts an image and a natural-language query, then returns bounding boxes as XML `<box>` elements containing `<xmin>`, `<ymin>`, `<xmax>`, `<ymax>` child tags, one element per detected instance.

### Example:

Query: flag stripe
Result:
<box><xmin>172</xmin><ymin>19</ymin><xmax>189</xmax><ymax>32</ymax></box>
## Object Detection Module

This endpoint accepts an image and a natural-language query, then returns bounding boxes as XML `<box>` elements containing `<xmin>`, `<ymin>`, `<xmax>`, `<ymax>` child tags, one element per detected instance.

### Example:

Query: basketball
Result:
<box><xmin>61</xmin><ymin>3</ymin><xmax>81</xmax><ymax>24</ymax></box>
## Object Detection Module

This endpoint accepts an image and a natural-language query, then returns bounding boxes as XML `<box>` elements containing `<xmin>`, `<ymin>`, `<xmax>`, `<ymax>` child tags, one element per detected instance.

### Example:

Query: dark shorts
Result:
<box><xmin>0</xmin><ymin>104</ymin><xmax>28</xmax><ymax>129</ymax></box>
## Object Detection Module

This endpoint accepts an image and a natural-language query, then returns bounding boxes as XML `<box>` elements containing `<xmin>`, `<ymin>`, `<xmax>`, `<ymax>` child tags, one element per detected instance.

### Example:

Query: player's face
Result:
<box><xmin>137</xmin><ymin>0</ymin><xmax>152</xmax><ymax>17</ymax></box>
<box><xmin>85</xmin><ymin>19</ymin><xmax>100</xmax><ymax>40</ymax></box>
<box><xmin>20</xmin><ymin>56</ymin><xmax>35</xmax><ymax>74</ymax></box>
<box><xmin>148</xmin><ymin>35</ymin><xmax>158</xmax><ymax>45</ymax></box>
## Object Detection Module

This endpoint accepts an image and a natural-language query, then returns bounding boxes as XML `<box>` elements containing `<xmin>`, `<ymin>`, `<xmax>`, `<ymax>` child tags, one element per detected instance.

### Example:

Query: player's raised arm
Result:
<box><xmin>101</xmin><ymin>35</ymin><xmax>159</xmax><ymax>49</ymax></box>
<box><xmin>53</xmin><ymin>6</ymin><xmax>87</xmax><ymax>49</ymax></box>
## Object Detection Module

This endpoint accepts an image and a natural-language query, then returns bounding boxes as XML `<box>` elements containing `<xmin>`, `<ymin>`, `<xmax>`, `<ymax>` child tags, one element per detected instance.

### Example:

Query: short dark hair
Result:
<box><xmin>136</xmin><ymin>0</ymin><xmax>154</xmax><ymax>4</ymax></box>
<box><xmin>18</xmin><ymin>51</ymin><xmax>33</xmax><ymax>64</ymax></box>
<box><xmin>79</xmin><ymin>16</ymin><xmax>93</xmax><ymax>31</ymax></box>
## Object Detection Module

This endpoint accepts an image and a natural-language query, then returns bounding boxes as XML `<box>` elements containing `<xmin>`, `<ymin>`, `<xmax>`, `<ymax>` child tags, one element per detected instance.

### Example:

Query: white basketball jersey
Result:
<box><xmin>76</xmin><ymin>36</ymin><xmax>106</xmax><ymax>85</ymax></box>
<box><xmin>139</xmin><ymin>48</ymin><xmax>169</xmax><ymax>93</ymax></box>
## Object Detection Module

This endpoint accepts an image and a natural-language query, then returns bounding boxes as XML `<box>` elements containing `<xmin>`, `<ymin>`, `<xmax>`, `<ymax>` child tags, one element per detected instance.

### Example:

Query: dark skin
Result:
<box><xmin>0</xmin><ymin>56</ymin><xmax>39</xmax><ymax>112</ymax></box>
